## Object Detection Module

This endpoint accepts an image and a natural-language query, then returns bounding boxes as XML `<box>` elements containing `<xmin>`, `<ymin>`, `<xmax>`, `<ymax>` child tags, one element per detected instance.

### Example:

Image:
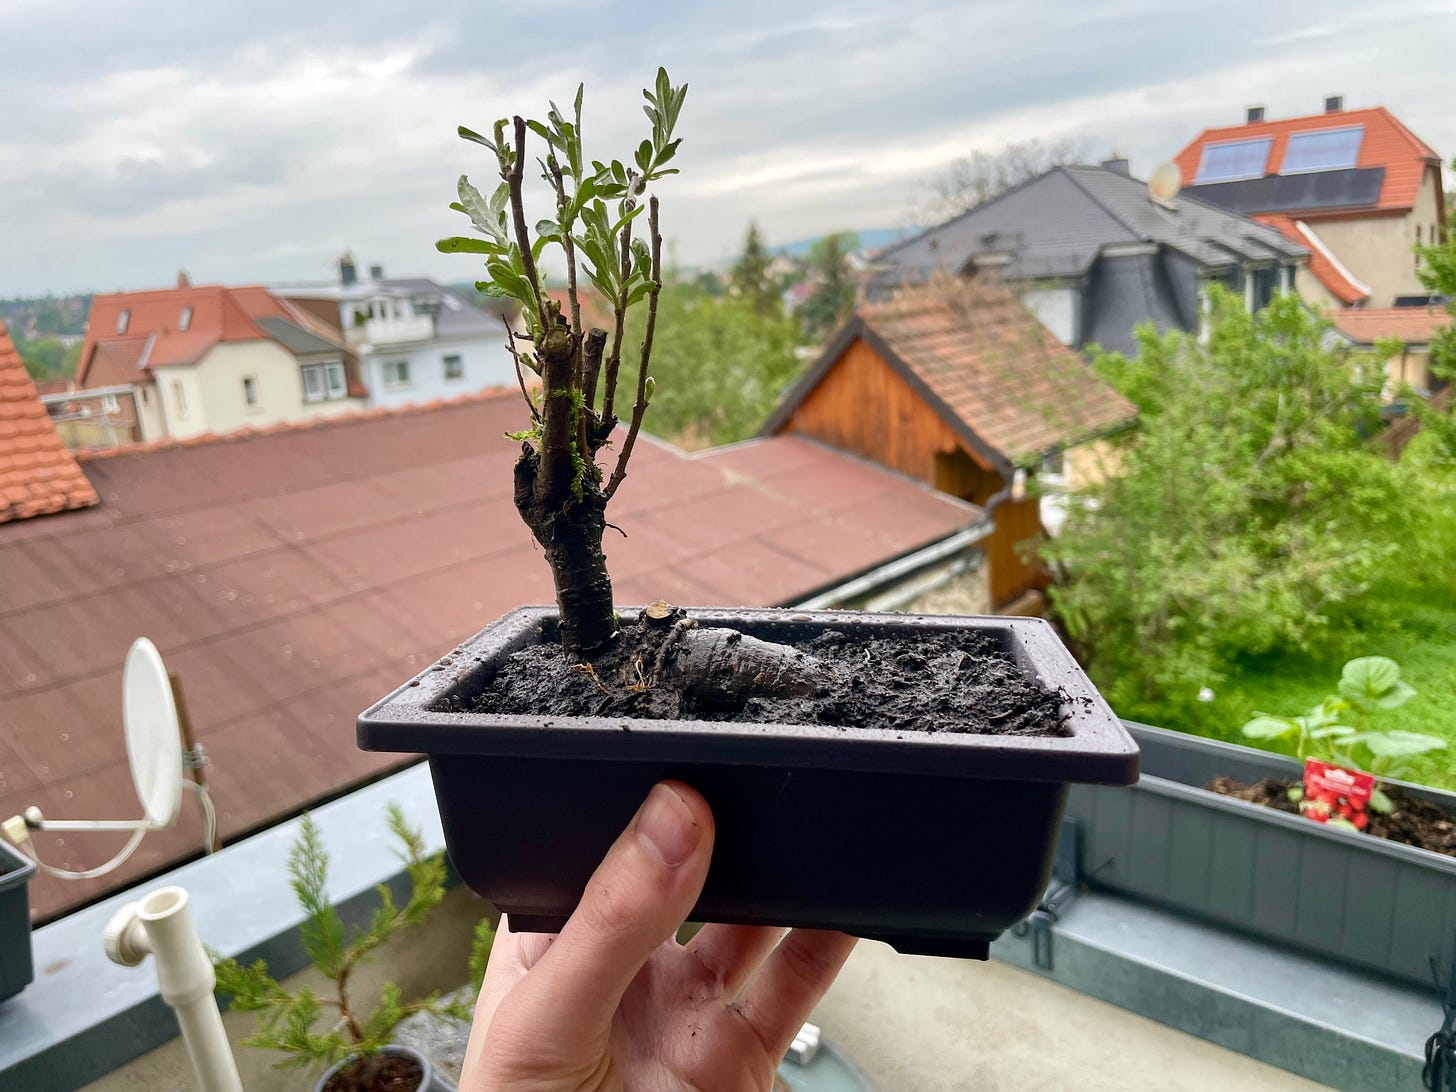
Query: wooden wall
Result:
<box><xmin>779</xmin><ymin>336</ymin><xmax>1045</xmax><ymax>606</ymax></box>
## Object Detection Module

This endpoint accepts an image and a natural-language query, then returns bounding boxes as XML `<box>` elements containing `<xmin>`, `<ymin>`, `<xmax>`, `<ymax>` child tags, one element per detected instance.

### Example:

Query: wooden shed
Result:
<box><xmin>763</xmin><ymin>279</ymin><xmax>1137</xmax><ymax>606</ymax></box>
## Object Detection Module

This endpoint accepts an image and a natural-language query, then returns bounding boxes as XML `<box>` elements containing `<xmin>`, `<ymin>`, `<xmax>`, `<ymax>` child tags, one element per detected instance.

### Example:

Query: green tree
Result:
<box><xmin>729</xmin><ymin>223</ymin><xmax>778</xmax><ymax>317</ymax></box>
<box><xmin>18</xmin><ymin>337</ymin><xmax>79</xmax><ymax>379</ymax></box>
<box><xmin>622</xmin><ymin>281</ymin><xmax>801</xmax><ymax>448</ymax></box>
<box><xmin>1415</xmin><ymin>166</ymin><xmax>1456</xmax><ymax>386</ymax></box>
<box><xmin>1043</xmin><ymin>288</ymin><xmax>1423</xmax><ymax>718</ymax></box>
<box><xmin>797</xmin><ymin>231</ymin><xmax>859</xmax><ymax>342</ymax></box>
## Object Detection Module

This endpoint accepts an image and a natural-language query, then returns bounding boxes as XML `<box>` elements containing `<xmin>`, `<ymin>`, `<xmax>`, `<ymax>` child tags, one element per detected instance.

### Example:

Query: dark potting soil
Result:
<box><xmin>469</xmin><ymin>619</ymin><xmax>1068</xmax><ymax>737</ymax></box>
<box><xmin>320</xmin><ymin>1053</ymin><xmax>423</xmax><ymax>1092</ymax></box>
<box><xmin>1206</xmin><ymin>776</ymin><xmax>1456</xmax><ymax>860</ymax></box>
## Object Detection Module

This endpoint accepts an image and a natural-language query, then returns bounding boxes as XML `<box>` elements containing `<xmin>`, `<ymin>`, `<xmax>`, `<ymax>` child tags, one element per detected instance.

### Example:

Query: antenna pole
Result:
<box><xmin>169</xmin><ymin>674</ymin><xmax>220</xmax><ymax>853</ymax></box>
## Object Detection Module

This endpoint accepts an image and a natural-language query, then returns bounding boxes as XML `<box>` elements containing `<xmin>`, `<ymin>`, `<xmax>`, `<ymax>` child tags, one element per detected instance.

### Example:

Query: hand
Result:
<box><xmin>461</xmin><ymin>780</ymin><xmax>857</xmax><ymax>1091</ymax></box>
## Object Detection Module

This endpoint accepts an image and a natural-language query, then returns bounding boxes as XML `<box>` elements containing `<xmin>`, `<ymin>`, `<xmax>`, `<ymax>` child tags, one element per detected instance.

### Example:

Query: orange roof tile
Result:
<box><xmin>76</xmin><ymin>284</ymin><xmax>335</xmax><ymax>388</ymax></box>
<box><xmin>0</xmin><ymin>322</ymin><xmax>99</xmax><ymax>523</ymax></box>
<box><xmin>1173</xmin><ymin>106</ymin><xmax>1440</xmax><ymax>214</ymax></box>
<box><xmin>770</xmin><ymin>280</ymin><xmax>1137</xmax><ymax>465</ymax></box>
<box><xmin>1329</xmin><ymin>306</ymin><xmax>1450</xmax><ymax>346</ymax></box>
<box><xmin>1255</xmin><ymin>215</ymin><xmax>1369</xmax><ymax>305</ymax></box>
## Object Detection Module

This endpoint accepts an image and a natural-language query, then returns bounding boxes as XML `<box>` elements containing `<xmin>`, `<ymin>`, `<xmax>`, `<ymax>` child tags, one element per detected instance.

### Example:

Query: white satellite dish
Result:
<box><xmin>2</xmin><ymin>637</ymin><xmax>213</xmax><ymax>880</ymax></box>
<box><xmin>124</xmin><ymin>638</ymin><xmax>184</xmax><ymax>829</ymax></box>
<box><xmin>1149</xmin><ymin>162</ymin><xmax>1183</xmax><ymax>204</ymax></box>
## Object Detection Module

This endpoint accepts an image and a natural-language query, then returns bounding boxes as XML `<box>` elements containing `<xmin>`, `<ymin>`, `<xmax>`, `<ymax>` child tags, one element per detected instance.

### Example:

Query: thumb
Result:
<box><xmin>500</xmin><ymin>781</ymin><xmax>714</xmax><ymax>1043</ymax></box>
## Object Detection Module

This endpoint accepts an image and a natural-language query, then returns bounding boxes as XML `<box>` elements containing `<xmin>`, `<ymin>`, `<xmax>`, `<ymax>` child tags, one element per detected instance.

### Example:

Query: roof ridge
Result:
<box><xmin>1056</xmin><ymin>166</ymin><xmax>1143</xmax><ymax>242</ymax></box>
<box><xmin>871</xmin><ymin>164</ymin><xmax>1072</xmax><ymax>264</ymax></box>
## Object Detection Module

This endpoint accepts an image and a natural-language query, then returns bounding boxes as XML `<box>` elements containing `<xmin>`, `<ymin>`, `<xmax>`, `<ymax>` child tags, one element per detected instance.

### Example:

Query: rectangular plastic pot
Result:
<box><xmin>1065</xmin><ymin>721</ymin><xmax>1456</xmax><ymax>991</ymax></box>
<box><xmin>0</xmin><ymin>837</ymin><xmax>37</xmax><ymax>1004</ymax></box>
<box><xmin>359</xmin><ymin>608</ymin><xmax>1139</xmax><ymax>958</ymax></box>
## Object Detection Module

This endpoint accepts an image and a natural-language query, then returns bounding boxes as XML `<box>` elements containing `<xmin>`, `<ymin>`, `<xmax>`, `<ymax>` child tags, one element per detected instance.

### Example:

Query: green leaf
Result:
<box><xmin>457</xmin><ymin>125</ymin><xmax>497</xmax><ymax>151</ymax></box>
<box><xmin>1354</xmin><ymin>730</ymin><xmax>1447</xmax><ymax>758</ymax></box>
<box><xmin>436</xmin><ymin>237</ymin><xmax>502</xmax><ymax>255</ymax></box>
<box><xmin>1368</xmin><ymin>787</ymin><xmax>1393</xmax><ymax>814</ymax></box>
<box><xmin>1309</xmin><ymin>725</ymin><xmax>1356</xmax><ymax>740</ymax></box>
<box><xmin>1338</xmin><ymin>656</ymin><xmax>1408</xmax><ymax>708</ymax></box>
<box><xmin>1286</xmin><ymin>784</ymin><xmax>1305</xmax><ymax>803</ymax></box>
<box><xmin>1241</xmin><ymin>715</ymin><xmax>1296</xmax><ymax>740</ymax></box>
<box><xmin>456</xmin><ymin>176</ymin><xmax>503</xmax><ymax>242</ymax></box>
<box><xmin>1326</xmin><ymin>817</ymin><xmax>1360</xmax><ymax>832</ymax></box>
<box><xmin>635</xmin><ymin>139</ymin><xmax>653</xmax><ymax>173</ymax></box>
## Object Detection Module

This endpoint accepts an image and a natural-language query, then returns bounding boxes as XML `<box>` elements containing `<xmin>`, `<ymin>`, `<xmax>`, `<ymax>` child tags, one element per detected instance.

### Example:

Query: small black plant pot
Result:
<box><xmin>313</xmin><ymin>1044</ymin><xmax>455</xmax><ymax>1092</ymax></box>
<box><xmin>0</xmin><ymin>836</ymin><xmax>36</xmax><ymax>1005</ymax></box>
<box><xmin>358</xmin><ymin>608</ymin><xmax>1139</xmax><ymax>958</ymax></box>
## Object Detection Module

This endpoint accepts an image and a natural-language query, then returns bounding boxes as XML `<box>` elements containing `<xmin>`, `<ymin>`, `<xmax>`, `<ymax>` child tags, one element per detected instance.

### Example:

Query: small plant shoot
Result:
<box><xmin>1241</xmin><ymin>656</ymin><xmax>1446</xmax><ymax>827</ymax></box>
<box><xmin>440</xmin><ymin>70</ymin><xmax>687</xmax><ymax>657</ymax></box>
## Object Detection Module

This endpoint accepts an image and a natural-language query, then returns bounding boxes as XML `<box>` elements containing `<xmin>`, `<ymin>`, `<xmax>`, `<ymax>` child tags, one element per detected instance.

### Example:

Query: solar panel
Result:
<box><xmin>1281</xmin><ymin>126</ymin><xmax>1364</xmax><ymax>173</ymax></box>
<box><xmin>1194</xmin><ymin>138</ymin><xmax>1273</xmax><ymax>184</ymax></box>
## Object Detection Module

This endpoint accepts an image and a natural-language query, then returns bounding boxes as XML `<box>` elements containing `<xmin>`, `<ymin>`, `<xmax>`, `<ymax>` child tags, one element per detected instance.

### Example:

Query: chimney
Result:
<box><xmin>340</xmin><ymin>253</ymin><xmax>357</xmax><ymax>286</ymax></box>
<box><xmin>176</xmin><ymin>269</ymin><xmax>191</xmax><ymax>287</ymax></box>
<box><xmin>1101</xmin><ymin>157</ymin><xmax>1130</xmax><ymax>176</ymax></box>
<box><xmin>369</xmin><ymin>264</ymin><xmax>385</xmax><ymax>281</ymax></box>
<box><xmin>1325</xmin><ymin>94</ymin><xmax>1344</xmax><ymax>113</ymax></box>
<box><xmin>1246</xmin><ymin>105</ymin><xmax>1265</xmax><ymax>123</ymax></box>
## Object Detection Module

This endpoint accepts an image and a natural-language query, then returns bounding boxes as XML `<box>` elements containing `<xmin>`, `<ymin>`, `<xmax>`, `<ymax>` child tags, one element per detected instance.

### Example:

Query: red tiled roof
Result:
<box><xmin>1255</xmin><ymin>215</ymin><xmax>1369</xmax><ymax>305</ymax></box>
<box><xmin>0</xmin><ymin>322</ymin><xmax>99</xmax><ymax>524</ymax></box>
<box><xmin>1329</xmin><ymin>305</ymin><xmax>1450</xmax><ymax>346</ymax></box>
<box><xmin>1173</xmin><ymin>106</ymin><xmax>1441</xmax><ymax>214</ymax></box>
<box><xmin>778</xmin><ymin>281</ymin><xmax>1137</xmax><ymax>465</ymax></box>
<box><xmin>76</xmin><ymin>284</ymin><xmax>345</xmax><ymax>387</ymax></box>
<box><xmin>0</xmin><ymin>396</ymin><xmax>979</xmax><ymax>919</ymax></box>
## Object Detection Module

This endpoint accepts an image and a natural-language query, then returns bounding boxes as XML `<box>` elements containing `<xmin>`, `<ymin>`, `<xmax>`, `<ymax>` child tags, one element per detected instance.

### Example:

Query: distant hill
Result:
<box><xmin>770</xmin><ymin>227</ymin><xmax>925</xmax><ymax>259</ymax></box>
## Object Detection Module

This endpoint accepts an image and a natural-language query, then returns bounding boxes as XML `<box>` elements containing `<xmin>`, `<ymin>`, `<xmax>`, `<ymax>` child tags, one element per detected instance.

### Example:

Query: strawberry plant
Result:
<box><xmin>1241</xmin><ymin>656</ymin><xmax>1446</xmax><ymax>825</ymax></box>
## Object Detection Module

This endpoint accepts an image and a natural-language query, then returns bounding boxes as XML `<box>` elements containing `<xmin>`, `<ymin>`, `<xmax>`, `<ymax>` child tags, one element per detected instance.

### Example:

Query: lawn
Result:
<box><xmin>1140</xmin><ymin>585</ymin><xmax>1456</xmax><ymax>792</ymax></box>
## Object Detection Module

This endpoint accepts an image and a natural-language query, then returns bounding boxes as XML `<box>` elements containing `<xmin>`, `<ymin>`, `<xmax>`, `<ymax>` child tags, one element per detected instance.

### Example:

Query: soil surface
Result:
<box><xmin>320</xmin><ymin>1053</ymin><xmax>423</xmax><ymax>1092</ymax></box>
<box><xmin>469</xmin><ymin>617</ymin><xmax>1068</xmax><ymax>737</ymax></box>
<box><xmin>1206</xmin><ymin>776</ymin><xmax>1456</xmax><ymax>859</ymax></box>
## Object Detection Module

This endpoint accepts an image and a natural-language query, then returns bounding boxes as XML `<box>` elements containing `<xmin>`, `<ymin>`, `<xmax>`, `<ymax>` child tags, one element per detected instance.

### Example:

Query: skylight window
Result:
<box><xmin>1281</xmin><ymin>126</ymin><xmax>1364</xmax><ymax>174</ymax></box>
<box><xmin>1194</xmin><ymin>137</ymin><xmax>1272</xmax><ymax>184</ymax></box>
<box><xmin>179</xmin><ymin>305</ymin><xmax>192</xmax><ymax>332</ymax></box>
<box><xmin>116</xmin><ymin>310</ymin><xmax>130</xmax><ymax>334</ymax></box>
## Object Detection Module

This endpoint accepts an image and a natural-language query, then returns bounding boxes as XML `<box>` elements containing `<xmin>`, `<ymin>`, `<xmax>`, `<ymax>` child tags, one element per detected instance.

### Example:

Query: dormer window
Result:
<box><xmin>117</xmin><ymin>310</ymin><xmax>130</xmax><ymax>334</ymax></box>
<box><xmin>179</xmin><ymin>305</ymin><xmax>192</xmax><ymax>332</ymax></box>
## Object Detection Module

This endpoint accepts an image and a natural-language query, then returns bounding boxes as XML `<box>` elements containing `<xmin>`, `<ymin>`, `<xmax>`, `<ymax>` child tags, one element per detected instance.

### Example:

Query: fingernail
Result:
<box><xmin>635</xmin><ymin>783</ymin><xmax>700</xmax><ymax>867</ymax></box>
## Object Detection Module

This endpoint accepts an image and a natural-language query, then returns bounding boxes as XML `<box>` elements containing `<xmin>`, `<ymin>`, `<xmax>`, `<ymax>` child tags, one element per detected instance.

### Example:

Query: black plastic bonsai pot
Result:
<box><xmin>358</xmin><ymin>607</ymin><xmax>1139</xmax><ymax>958</ymax></box>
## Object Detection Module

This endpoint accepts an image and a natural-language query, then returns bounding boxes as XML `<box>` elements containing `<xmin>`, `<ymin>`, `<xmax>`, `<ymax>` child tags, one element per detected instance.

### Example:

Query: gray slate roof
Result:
<box><xmin>873</xmin><ymin>165</ymin><xmax>1309</xmax><ymax>292</ymax></box>
<box><xmin>255</xmin><ymin>317</ymin><xmax>343</xmax><ymax>356</ymax></box>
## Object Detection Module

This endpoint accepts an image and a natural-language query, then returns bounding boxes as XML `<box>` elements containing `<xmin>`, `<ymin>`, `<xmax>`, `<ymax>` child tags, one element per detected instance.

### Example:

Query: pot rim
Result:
<box><xmin>358</xmin><ymin>606</ymin><xmax>1139</xmax><ymax>785</ymax></box>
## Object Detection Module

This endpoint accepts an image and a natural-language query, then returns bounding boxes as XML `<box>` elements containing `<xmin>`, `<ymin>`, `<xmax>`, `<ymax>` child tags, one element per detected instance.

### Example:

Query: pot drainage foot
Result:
<box><xmin>506</xmin><ymin>914</ymin><xmax>570</xmax><ymax>935</ymax></box>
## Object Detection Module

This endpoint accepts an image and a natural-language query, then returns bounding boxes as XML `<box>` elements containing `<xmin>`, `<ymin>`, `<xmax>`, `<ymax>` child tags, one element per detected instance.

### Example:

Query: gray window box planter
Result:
<box><xmin>1064</xmin><ymin>721</ymin><xmax>1456</xmax><ymax>992</ymax></box>
<box><xmin>0</xmin><ymin>837</ymin><xmax>36</xmax><ymax>1004</ymax></box>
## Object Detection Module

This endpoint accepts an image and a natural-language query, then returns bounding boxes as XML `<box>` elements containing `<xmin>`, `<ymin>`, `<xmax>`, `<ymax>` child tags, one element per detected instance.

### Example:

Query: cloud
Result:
<box><xmin>2</xmin><ymin>0</ymin><xmax>1453</xmax><ymax>295</ymax></box>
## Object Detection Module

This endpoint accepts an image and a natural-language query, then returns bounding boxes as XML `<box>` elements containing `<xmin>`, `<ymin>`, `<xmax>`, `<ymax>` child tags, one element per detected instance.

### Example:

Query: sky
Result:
<box><xmin>4</xmin><ymin>0</ymin><xmax>1454</xmax><ymax>298</ymax></box>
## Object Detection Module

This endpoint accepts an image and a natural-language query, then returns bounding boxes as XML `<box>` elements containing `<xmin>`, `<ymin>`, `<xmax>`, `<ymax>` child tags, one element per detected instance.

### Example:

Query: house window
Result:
<box><xmin>1040</xmin><ymin>449</ymin><xmax>1066</xmax><ymax>482</ymax></box>
<box><xmin>179</xmin><ymin>306</ymin><xmax>192</xmax><ymax>332</ymax></box>
<box><xmin>1280</xmin><ymin>126</ymin><xmax>1364</xmax><ymax>174</ymax></box>
<box><xmin>1194</xmin><ymin>137</ymin><xmax>1273</xmax><ymax>184</ymax></box>
<box><xmin>243</xmin><ymin>376</ymin><xmax>258</xmax><ymax>407</ymax></box>
<box><xmin>383</xmin><ymin>360</ymin><xmax>411</xmax><ymax>388</ymax></box>
<box><xmin>101</xmin><ymin>394</ymin><xmax>120</xmax><ymax>414</ymax></box>
<box><xmin>173</xmin><ymin>381</ymin><xmax>188</xmax><ymax>417</ymax></box>
<box><xmin>302</xmin><ymin>361</ymin><xmax>347</xmax><ymax>402</ymax></box>
<box><xmin>443</xmin><ymin>354</ymin><xmax>464</xmax><ymax>380</ymax></box>
<box><xmin>140</xmin><ymin>387</ymin><xmax>150</xmax><ymax>406</ymax></box>
<box><xmin>117</xmin><ymin>310</ymin><xmax>130</xmax><ymax>334</ymax></box>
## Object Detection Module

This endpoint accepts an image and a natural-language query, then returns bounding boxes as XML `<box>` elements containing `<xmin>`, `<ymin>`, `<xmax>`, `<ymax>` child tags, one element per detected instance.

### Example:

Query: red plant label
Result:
<box><xmin>1300</xmin><ymin>759</ymin><xmax>1374</xmax><ymax>828</ymax></box>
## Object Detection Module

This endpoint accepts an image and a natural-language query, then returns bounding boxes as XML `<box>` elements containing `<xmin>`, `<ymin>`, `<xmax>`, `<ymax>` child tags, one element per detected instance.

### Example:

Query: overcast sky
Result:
<box><xmin>4</xmin><ymin>0</ymin><xmax>1454</xmax><ymax>297</ymax></box>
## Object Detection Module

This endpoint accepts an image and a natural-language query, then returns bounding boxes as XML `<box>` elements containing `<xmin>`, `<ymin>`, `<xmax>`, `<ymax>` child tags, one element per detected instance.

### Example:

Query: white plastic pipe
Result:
<box><xmin>104</xmin><ymin>886</ymin><xmax>243</xmax><ymax>1092</ymax></box>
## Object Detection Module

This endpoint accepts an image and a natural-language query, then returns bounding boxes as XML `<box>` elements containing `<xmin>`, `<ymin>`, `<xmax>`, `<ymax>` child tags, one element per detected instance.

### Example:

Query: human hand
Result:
<box><xmin>461</xmin><ymin>780</ymin><xmax>857</xmax><ymax>1091</ymax></box>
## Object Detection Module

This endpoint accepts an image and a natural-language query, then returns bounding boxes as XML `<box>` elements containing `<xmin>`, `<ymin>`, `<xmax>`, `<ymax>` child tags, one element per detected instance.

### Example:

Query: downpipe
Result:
<box><xmin>104</xmin><ymin>886</ymin><xmax>243</xmax><ymax>1092</ymax></box>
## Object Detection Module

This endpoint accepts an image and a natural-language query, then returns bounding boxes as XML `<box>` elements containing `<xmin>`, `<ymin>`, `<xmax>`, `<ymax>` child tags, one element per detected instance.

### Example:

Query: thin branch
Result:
<box><xmin>547</xmin><ymin>157</ymin><xmax>582</xmax><ymax>360</ymax></box>
<box><xmin>507</xmin><ymin>117</ymin><xmax>547</xmax><ymax>334</ymax></box>
<box><xmin>605</xmin><ymin>195</ymin><xmax>660</xmax><ymax>502</ymax></box>
<box><xmin>581</xmin><ymin>327</ymin><xmax>607</xmax><ymax>451</ymax></box>
<box><xmin>501</xmin><ymin>316</ymin><xmax>539</xmax><ymax>421</ymax></box>
<box><xmin>599</xmin><ymin>173</ymin><xmax>639</xmax><ymax>426</ymax></box>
